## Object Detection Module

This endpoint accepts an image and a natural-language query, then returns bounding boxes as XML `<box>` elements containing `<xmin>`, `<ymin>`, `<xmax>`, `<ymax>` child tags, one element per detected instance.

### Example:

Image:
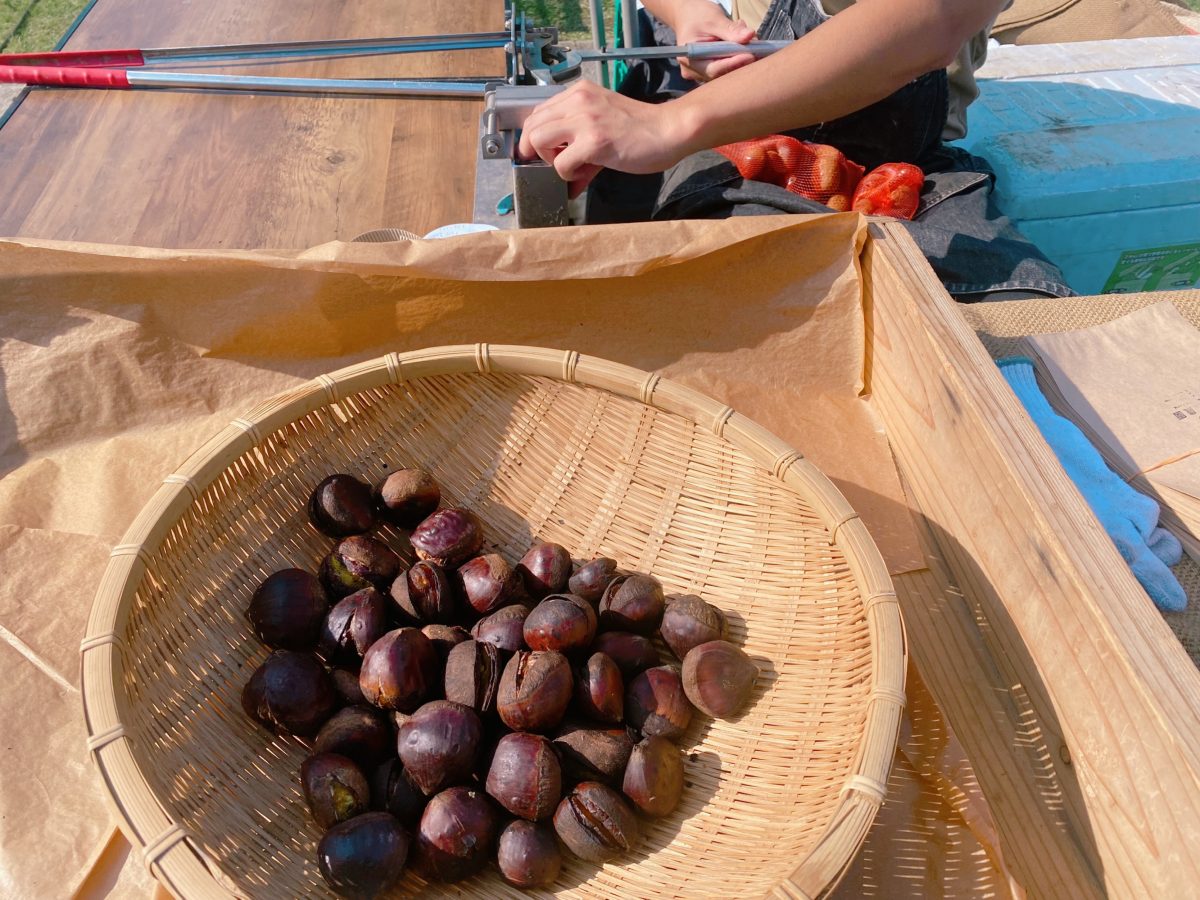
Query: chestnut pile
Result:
<box><xmin>241</xmin><ymin>469</ymin><xmax>757</xmax><ymax>897</ymax></box>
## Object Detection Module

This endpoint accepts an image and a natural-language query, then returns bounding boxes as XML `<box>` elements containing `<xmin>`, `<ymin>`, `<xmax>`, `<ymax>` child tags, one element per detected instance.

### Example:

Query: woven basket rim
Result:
<box><xmin>80</xmin><ymin>343</ymin><xmax>906</xmax><ymax>899</ymax></box>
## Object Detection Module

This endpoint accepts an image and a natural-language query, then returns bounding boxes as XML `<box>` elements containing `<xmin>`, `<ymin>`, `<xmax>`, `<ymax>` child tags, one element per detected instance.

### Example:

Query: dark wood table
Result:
<box><xmin>0</xmin><ymin>0</ymin><xmax>502</xmax><ymax>247</ymax></box>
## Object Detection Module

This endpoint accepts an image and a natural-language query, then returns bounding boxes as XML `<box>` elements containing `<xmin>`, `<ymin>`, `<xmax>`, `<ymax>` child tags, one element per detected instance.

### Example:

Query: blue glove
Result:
<box><xmin>998</xmin><ymin>357</ymin><xmax>1186</xmax><ymax>612</ymax></box>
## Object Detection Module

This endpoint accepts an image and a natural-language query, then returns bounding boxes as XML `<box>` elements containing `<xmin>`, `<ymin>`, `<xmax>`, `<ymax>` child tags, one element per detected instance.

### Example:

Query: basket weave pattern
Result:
<box><xmin>83</xmin><ymin>346</ymin><xmax>903</xmax><ymax>899</ymax></box>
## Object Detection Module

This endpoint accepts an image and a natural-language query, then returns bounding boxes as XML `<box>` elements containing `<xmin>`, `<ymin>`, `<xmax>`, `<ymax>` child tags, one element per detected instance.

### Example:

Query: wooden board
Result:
<box><xmin>0</xmin><ymin>0</ymin><xmax>502</xmax><ymax>247</ymax></box>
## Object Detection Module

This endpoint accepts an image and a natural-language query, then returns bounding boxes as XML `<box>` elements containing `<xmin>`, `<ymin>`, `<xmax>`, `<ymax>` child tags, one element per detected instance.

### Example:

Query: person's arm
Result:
<box><xmin>518</xmin><ymin>0</ymin><xmax>1004</xmax><ymax>190</ymax></box>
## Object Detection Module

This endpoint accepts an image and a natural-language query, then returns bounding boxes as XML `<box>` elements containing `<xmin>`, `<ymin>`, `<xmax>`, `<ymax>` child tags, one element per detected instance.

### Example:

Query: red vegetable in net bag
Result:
<box><xmin>850</xmin><ymin>162</ymin><xmax>924</xmax><ymax>219</ymax></box>
<box><xmin>715</xmin><ymin>135</ymin><xmax>864</xmax><ymax>208</ymax></box>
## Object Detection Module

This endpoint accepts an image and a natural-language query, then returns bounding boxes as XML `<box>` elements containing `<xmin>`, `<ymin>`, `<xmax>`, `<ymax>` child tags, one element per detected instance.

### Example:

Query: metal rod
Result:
<box><xmin>126</xmin><ymin>70</ymin><xmax>489</xmax><ymax>97</ymax></box>
<box><xmin>140</xmin><ymin>33</ymin><xmax>513</xmax><ymax>66</ymax></box>
<box><xmin>586</xmin><ymin>0</ymin><xmax>610</xmax><ymax>89</ymax></box>
<box><xmin>620</xmin><ymin>0</ymin><xmax>639</xmax><ymax>51</ymax></box>
<box><xmin>577</xmin><ymin>39</ymin><xmax>789</xmax><ymax>62</ymax></box>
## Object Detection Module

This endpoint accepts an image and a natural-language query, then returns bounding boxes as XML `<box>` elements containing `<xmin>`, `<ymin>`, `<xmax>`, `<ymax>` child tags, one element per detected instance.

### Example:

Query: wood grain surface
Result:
<box><xmin>0</xmin><ymin>0</ymin><xmax>502</xmax><ymax>247</ymax></box>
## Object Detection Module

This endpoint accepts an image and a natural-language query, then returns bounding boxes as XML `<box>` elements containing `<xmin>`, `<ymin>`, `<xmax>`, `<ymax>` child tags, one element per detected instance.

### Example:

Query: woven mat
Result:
<box><xmin>962</xmin><ymin>290</ymin><xmax>1200</xmax><ymax>667</ymax></box>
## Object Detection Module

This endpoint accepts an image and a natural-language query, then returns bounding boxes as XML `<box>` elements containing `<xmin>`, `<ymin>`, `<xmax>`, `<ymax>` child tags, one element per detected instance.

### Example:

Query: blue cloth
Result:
<box><xmin>998</xmin><ymin>357</ymin><xmax>1186</xmax><ymax>612</ymax></box>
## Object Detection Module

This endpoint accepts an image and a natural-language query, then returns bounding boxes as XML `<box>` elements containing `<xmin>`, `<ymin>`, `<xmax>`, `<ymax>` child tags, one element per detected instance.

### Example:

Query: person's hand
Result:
<box><xmin>517</xmin><ymin>81</ymin><xmax>694</xmax><ymax>196</ymax></box>
<box><xmin>670</xmin><ymin>0</ymin><xmax>756</xmax><ymax>82</ymax></box>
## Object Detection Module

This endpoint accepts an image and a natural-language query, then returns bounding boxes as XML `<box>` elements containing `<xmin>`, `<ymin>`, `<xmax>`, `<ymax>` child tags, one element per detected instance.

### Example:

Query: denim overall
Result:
<box><xmin>586</xmin><ymin>0</ymin><xmax>1074</xmax><ymax>300</ymax></box>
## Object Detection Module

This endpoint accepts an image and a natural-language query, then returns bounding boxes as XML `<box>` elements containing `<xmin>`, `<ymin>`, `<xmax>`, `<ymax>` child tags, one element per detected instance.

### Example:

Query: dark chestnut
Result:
<box><xmin>413</xmin><ymin>786</ymin><xmax>498</xmax><ymax>882</ymax></box>
<box><xmin>625</xmin><ymin>665</ymin><xmax>693</xmax><ymax>740</ymax></box>
<box><xmin>398</xmin><ymin>700</ymin><xmax>482</xmax><ymax>795</ymax></box>
<box><xmin>443</xmin><ymin>639</ymin><xmax>502</xmax><ymax>715</ymax></box>
<box><xmin>241</xmin><ymin>650</ymin><xmax>336</xmax><ymax>737</ymax></box>
<box><xmin>421</xmin><ymin>624</ymin><xmax>471</xmax><ymax>661</ymax></box>
<box><xmin>523</xmin><ymin>594</ymin><xmax>597</xmax><ymax>654</ymax></box>
<box><xmin>301</xmin><ymin>752</ymin><xmax>370</xmax><ymax>828</ymax></box>
<box><xmin>517</xmin><ymin>542</ymin><xmax>572</xmax><ymax>599</ymax></box>
<box><xmin>457</xmin><ymin>553</ymin><xmax>525</xmax><ymax>615</ymax></box>
<box><xmin>321</xmin><ymin>536</ymin><xmax>402</xmax><ymax>599</ymax></box>
<box><xmin>410</xmin><ymin>508</ymin><xmax>483</xmax><ymax>568</ymax></box>
<box><xmin>552</xmin><ymin>723</ymin><xmax>634</xmax><ymax>787</ymax></box>
<box><xmin>568</xmin><ymin>557</ymin><xmax>620</xmax><ymax>604</ymax></box>
<box><xmin>599</xmin><ymin>574</ymin><xmax>665</xmax><ymax>635</ymax></box>
<box><xmin>308</xmin><ymin>474</ymin><xmax>377</xmax><ymax>539</ymax></box>
<box><xmin>553</xmin><ymin>782</ymin><xmax>639</xmax><ymax>864</ymax></box>
<box><xmin>574</xmin><ymin>652</ymin><xmax>624</xmax><ymax>724</ymax></box>
<box><xmin>682</xmin><ymin>640</ymin><xmax>758</xmax><ymax>718</ymax></box>
<box><xmin>359</xmin><ymin>628</ymin><xmax>439</xmax><ymax>713</ymax></box>
<box><xmin>369</xmin><ymin>759</ymin><xmax>427</xmax><ymax>827</ymax></box>
<box><xmin>319</xmin><ymin>587</ymin><xmax>389</xmax><ymax>664</ymax></box>
<box><xmin>497</xmin><ymin>820</ymin><xmax>562</xmax><ymax>889</ymax></box>
<box><xmin>245</xmin><ymin>568</ymin><xmax>328</xmax><ymax>651</ymax></box>
<box><xmin>592</xmin><ymin>631</ymin><xmax>661</xmax><ymax>678</ymax></box>
<box><xmin>317</xmin><ymin>811</ymin><xmax>409</xmax><ymax>899</ymax></box>
<box><xmin>472</xmin><ymin>603</ymin><xmax>530</xmax><ymax>655</ymax></box>
<box><xmin>314</xmin><ymin>705</ymin><xmax>395</xmax><ymax>770</ymax></box>
<box><xmin>661</xmin><ymin>594</ymin><xmax>728</xmax><ymax>661</ymax></box>
<box><xmin>623</xmin><ymin>735</ymin><xmax>684</xmax><ymax>817</ymax></box>
<box><xmin>331</xmin><ymin>667</ymin><xmax>367</xmax><ymax>707</ymax></box>
<box><xmin>497</xmin><ymin>650</ymin><xmax>573</xmax><ymax>733</ymax></box>
<box><xmin>485</xmin><ymin>732</ymin><xmax>562</xmax><ymax>821</ymax></box>
<box><xmin>374</xmin><ymin>468</ymin><xmax>441</xmax><ymax>529</ymax></box>
<box><xmin>390</xmin><ymin>561</ymin><xmax>456</xmax><ymax>624</ymax></box>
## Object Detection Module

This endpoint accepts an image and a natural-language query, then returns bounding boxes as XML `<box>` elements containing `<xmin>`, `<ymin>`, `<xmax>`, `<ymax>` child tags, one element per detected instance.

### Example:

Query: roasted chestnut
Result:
<box><xmin>245</xmin><ymin>568</ymin><xmax>328</xmax><ymax>651</ymax></box>
<box><xmin>485</xmin><ymin>732</ymin><xmax>562</xmax><ymax>821</ymax></box>
<box><xmin>598</xmin><ymin>573</ymin><xmax>665</xmax><ymax>635</ymax></box>
<box><xmin>517</xmin><ymin>542</ymin><xmax>572</xmax><ymax>599</ymax></box>
<box><xmin>552</xmin><ymin>723</ymin><xmax>634</xmax><ymax>787</ymax></box>
<box><xmin>443</xmin><ymin>639</ymin><xmax>502</xmax><ymax>715</ymax></box>
<box><xmin>358</xmin><ymin>628</ymin><xmax>439</xmax><ymax>713</ymax></box>
<box><xmin>568</xmin><ymin>557</ymin><xmax>620</xmax><ymax>604</ymax></box>
<box><xmin>682</xmin><ymin>639</ymin><xmax>758</xmax><ymax>718</ymax></box>
<box><xmin>625</xmin><ymin>665</ymin><xmax>693</xmax><ymax>740</ymax></box>
<box><xmin>308</xmin><ymin>474</ymin><xmax>377</xmax><ymax>538</ymax></box>
<box><xmin>397</xmin><ymin>700</ymin><xmax>483</xmax><ymax>795</ymax></box>
<box><xmin>457</xmin><ymin>553</ymin><xmax>525</xmax><ymax>615</ymax></box>
<box><xmin>390</xmin><ymin>561</ymin><xmax>456</xmax><ymax>624</ymax></box>
<box><xmin>321</xmin><ymin>536</ymin><xmax>402</xmax><ymax>599</ymax></box>
<box><xmin>472</xmin><ymin>603</ymin><xmax>530</xmax><ymax>656</ymax></box>
<box><xmin>301</xmin><ymin>752</ymin><xmax>370</xmax><ymax>828</ymax></box>
<box><xmin>317</xmin><ymin>811</ymin><xmax>410</xmax><ymax>899</ymax></box>
<box><xmin>622</xmin><ymin>735</ymin><xmax>684</xmax><ymax>818</ymax></box>
<box><xmin>574</xmin><ymin>652</ymin><xmax>624</xmax><ymax>724</ymax></box>
<box><xmin>314</xmin><ymin>705</ymin><xmax>395</xmax><ymax>770</ymax></box>
<box><xmin>497</xmin><ymin>820</ymin><xmax>562</xmax><ymax>889</ymax></box>
<box><xmin>421</xmin><ymin>624</ymin><xmax>471</xmax><ymax>661</ymax></box>
<box><xmin>497</xmin><ymin>650</ymin><xmax>573</xmax><ymax>733</ymax></box>
<box><xmin>369</xmin><ymin>758</ymin><xmax>427</xmax><ymax>827</ymax></box>
<box><xmin>523</xmin><ymin>594</ymin><xmax>597</xmax><ymax>654</ymax></box>
<box><xmin>374</xmin><ymin>468</ymin><xmax>441</xmax><ymax>529</ymax></box>
<box><xmin>413</xmin><ymin>786</ymin><xmax>498</xmax><ymax>882</ymax></box>
<box><xmin>318</xmin><ymin>587</ymin><xmax>389</xmax><ymax>664</ymax></box>
<box><xmin>553</xmin><ymin>782</ymin><xmax>639</xmax><ymax>864</ymax></box>
<box><xmin>660</xmin><ymin>594</ymin><xmax>728</xmax><ymax>661</ymax></box>
<box><xmin>241</xmin><ymin>650</ymin><xmax>336</xmax><ymax>737</ymax></box>
<box><xmin>410</xmin><ymin>508</ymin><xmax>483</xmax><ymax>568</ymax></box>
<box><xmin>330</xmin><ymin>667</ymin><xmax>367</xmax><ymax>707</ymax></box>
<box><xmin>592</xmin><ymin>631</ymin><xmax>661</xmax><ymax>678</ymax></box>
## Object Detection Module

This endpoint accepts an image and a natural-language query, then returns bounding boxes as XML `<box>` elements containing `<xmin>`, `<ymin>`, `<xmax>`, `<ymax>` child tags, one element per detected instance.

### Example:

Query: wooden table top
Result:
<box><xmin>0</xmin><ymin>0</ymin><xmax>502</xmax><ymax>248</ymax></box>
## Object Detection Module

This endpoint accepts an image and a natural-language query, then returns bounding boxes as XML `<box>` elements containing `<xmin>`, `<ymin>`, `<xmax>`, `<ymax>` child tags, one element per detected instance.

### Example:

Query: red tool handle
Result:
<box><xmin>0</xmin><ymin>48</ymin><xmax>144</xmax><ymax>68</ymax></box>
<box><xmin>0</xmin><ymin>64</ymin><xmax>131</xmax><ymax>87</ymax></box>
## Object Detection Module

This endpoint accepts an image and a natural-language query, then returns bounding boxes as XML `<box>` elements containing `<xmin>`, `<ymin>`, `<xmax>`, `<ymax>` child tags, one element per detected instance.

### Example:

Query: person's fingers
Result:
<box><xmin>552</xmin><ymin>135</ymin><xmax>604</xmax><ymax>182</ymax></box>
<box><xmin>711</xmin><ymin>17</ymin><xmax>756</xmax><ymax>42</ymax></box>
<box><xmin>567</xmin><ymin>163</ymin><xmax>604</xmax><ymax>199</ymax></box>
<box><xmin>701</xmin><ymin>52</ymin><xmax>756</xmax><ymax>80</ymax></box>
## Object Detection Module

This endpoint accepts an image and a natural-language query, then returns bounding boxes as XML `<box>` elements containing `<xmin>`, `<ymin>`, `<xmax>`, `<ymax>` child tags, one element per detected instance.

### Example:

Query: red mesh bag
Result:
<box><xmin>850</xmin><ymin>162</ymin><xmax>924</xmax><ymax>219</ymax></box>
<box><xmin>715</xmin><ymin>135</ymin><xmax>865</xmax><ymax>210</ymax></box>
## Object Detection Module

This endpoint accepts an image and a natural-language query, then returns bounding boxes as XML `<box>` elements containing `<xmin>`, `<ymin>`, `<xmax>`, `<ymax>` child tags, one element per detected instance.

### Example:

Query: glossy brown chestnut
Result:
<box><xmin>553</xmin><ymin>782</ymin><xmax>639</xmax><ymax>864</ymax></box>
<box><xmin>317</xmin><ymin>811</ymin><xmax>409</xmax><ymax>899</ymax></box>
<box><xmin>573</xmin><ymin>652</ymin><xmax>624</xmax><ymax>724</ymax></box>
<box><xmin>681</xmin><ymin>639</ymin><xmax>758</xmax><ymax>718</ymax></box>
<box><xmin>598</xmin><ymin>574</ymin><xmax>665</xmax><ymax>635</ymax></box>
<box><xmin>369</xmin><ymin>759</ymin><xmax>427</xmax><ymax>827</ymax></box>
<box><xmin>497</xmin><ymin>650</ymin><xmax>573</xmax><ymax>733</ymax></box>
<box><xmin>443</xmin><ymin>639</ymin><xmax>502</xmax><ymax>715</ymax></box>
<box><xmin>321</xmin><ymin>535</ymin><xmax>402</xmax><ymax>599</ymax></box>
<box><xmin>552</xmin><ymin>723</ymin><xmax>634</xmax><ymax>787</ymax></box>
<box><xmin>308</xmin><ymin>474</ymin><xmax>378</xmax><ymax>538</ymax></box>
<box><xmin>245</xmin><ymin>568</ymin><xmax>328</xmax><ymax>651</ymax></box>
<box><xmin>592</xmin><ymin>631</ymin><xmax>661</xmax><ymax>678</ymax></box>
<box><xmin>358</xmin><ymin>628</ymin><xmax>439</xmax><ymax>713</ymax></box>
<box><xmin>523</xmin><ymin>594</ymin><xmax>597</xmax><ymax>654</ymax></box>
<box><xmin>421</xmin><ymin>624</ymin><xmax>471</xmax><ymax>661</ymax></box>
<box><xmin>622</xmin><ymin>735</ymin><xmax>684</xmax><ymax>818</ymax></box>
<box><xmin>318</xmin><ymin>587</ymin><xmax>389</xmax><ymax>664</ymax></box>
<box><xmin>314</xmin><ymin>705</ymin><xmax>395</xmax><ymax>770</ymax></box>
<box><xmin>517</xmin><ymin>542</ymin><xmax>572</xmax><ymax>599</ymax></box>
<box><xmin>471</xmin><ymin>603</ymin><xmax>530</xmax><ymax>655</ymax></box>
<box><xmin>660</xmin><ymin>594</ymin><xmax>728</xmax><ymax>661</ymax></box>
<box><xmin>397</xmin><ymin>700</ymin><xmax>483</xmax><ymax>796</ymax></box>
<box><xmin>330</xmin><ymin>668</ymin><xmax>367</xmax><ymax>707</ymax></box>
<box><xmin>485</xmin><ymin>732</ymin><xmax>562</xmax><ymax>821</ymax></box>
<box><xmin>413</xmin><ymin>786</ymin><xmax>498</xmax><ymax>882</ymax></box>
<box><xmin>457</xmin><ymin>553</ymin><xmax>525</xmax><ymax>615</ymax></box>
<box><xmin>390</xmin><ymin>561</ymin><xmax>456</xmax><ymax>624</ymax></box>
<box><xmin>568</xmin><ymin>557</ymin><xmax>620</xmax><ymax>604</ymax></box>
<box><xmin>301</xmin><ymin>752</ymin><xmax>370</xmax><ymax>828</ymax></box>
<box><xmin>374</xmin><ymin>468</ymin><xmax>441</xmax><ymax>529</ymax></box>
<box><xmin>410</xmin><ymin>508</ymin><xmax>483</xmax><ymax>568</ymax></box>
<box><xmin>497</xmin><ymin>820</ymin><xmax>562</xmax><ymax>889</ymax></box>
<box><xmin>241</xmin><ymin>650</ymin><xmax>336</xmax><ymax>737</ymax></box>
<box><xmin>625</xmin><ymin>665</ymin><xmax>693</xmax><ymax>740</ymax></box>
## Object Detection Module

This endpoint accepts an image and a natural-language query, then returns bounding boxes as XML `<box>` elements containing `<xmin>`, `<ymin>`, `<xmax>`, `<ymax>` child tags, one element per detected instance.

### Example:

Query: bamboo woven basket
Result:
<box><xmin>81</xmin><ymin>344</ymin><xmax>905</xmax><ymax>899</ymax></box>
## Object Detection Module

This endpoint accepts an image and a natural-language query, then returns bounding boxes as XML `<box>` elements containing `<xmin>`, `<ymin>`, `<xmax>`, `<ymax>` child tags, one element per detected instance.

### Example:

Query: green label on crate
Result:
<box><xmin>1103</xmin><ymin>242</ymin><xmax>1200</xmax><ymax>294</ymax></box>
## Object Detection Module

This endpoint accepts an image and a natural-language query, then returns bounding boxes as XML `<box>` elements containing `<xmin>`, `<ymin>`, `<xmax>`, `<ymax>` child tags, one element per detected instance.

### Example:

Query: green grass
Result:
<box><xmin>519</xmin><ymin>0</ymin><xmax>617</xmax><ymax>42</ymax></box>
<box><xmin>0</xmin><ymin>0</ymin><xmax>88</xmax><ymax>53</ymax></box>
